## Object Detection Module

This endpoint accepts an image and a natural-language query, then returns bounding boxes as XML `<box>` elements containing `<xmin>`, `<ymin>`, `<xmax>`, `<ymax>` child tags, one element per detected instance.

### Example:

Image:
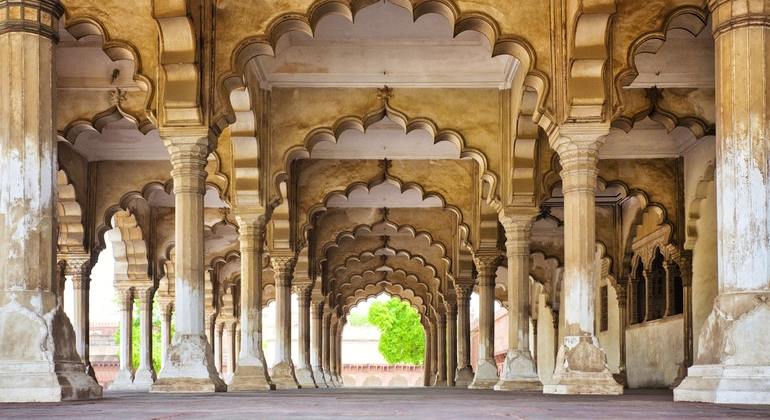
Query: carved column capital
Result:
<box><xmin>272</xmin><ymin>253</ymin><xmax>297</xmax><ymax>288</ymax></box>
<box><xmin>63</xmin><ymin>254</ymin><xmax>92</xmax><ymax>289</ymax></box>
<box><xmin>500</xmin><ymin>208</ymin><xmax>538</xmax><ymax>257</ymax></box>
<box><xmin>116</xmin><ymin>288</ymin><xmax>134</xmax><ymax>311</ymax></box>
<box><xmin>548</xmin><ymin>123</ymin><xmax>607</xmax><ymax>195</ymax></box>
<box><xmin>236</xmin><ymin>211</ymin><xmax>266</xmax><ymax>252</ymax></box>
<box><xmin>474</xmin><ymin>254</ymin><xmax>500</xmax><ymax>286</ymax></box>
<box><xmin>709</xmin><ymin>0</ymin><xmax>770</xmax><ymax>37</ymax></box>
<box><xmin>163</xmin><ymin>131</ymin><xmax>210</xmax><ymax>195</ymax></box>
<box><xmin>310</xmin><ymin>301</ymin><xmax>324</xmax><ymax>319</ymax></box>
<box><xmin>0</xmin><ymin>0</ymin><xmax>64</xmax><ymax>40</ymax></box>
<box><xmin>292</xmin><ymin>283</ymin><xmax>313</xmax><ymax>303</ymax></box>
<box><xmin>455</xmin><ymin>283</ymin><xmax>474</xmax><ymax>304</ymax></box>
<box><xmin>445</xmin><ymin>300</ymin><xmax>458</xmax><ymax>318</ymax></box>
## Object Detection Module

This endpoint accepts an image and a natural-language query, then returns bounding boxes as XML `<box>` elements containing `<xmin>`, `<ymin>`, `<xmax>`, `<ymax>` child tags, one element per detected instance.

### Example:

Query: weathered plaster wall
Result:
<box><xmin>683</xmin><ymin>136</ymin><xmax>717</xmax><ymax>351</ymax></box>
<box><xmin>625</xmin><ymin>316</ymin><xmax>683</xmax><ymax>388</ymax></box>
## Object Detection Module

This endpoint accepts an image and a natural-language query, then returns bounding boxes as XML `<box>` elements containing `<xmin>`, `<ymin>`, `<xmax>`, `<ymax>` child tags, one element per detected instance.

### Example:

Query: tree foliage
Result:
<box><xmin>367</xmin><ymin>297</ymin><xmax>424</xmax><ymax>365</ymax></box>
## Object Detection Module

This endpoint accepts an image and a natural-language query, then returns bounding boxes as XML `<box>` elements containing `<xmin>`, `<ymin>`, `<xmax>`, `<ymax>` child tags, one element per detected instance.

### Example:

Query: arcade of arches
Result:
<box><xmin>1</xmin><ymin>0</ymin><xmax>770</xmax><ymax>411</ymax></box>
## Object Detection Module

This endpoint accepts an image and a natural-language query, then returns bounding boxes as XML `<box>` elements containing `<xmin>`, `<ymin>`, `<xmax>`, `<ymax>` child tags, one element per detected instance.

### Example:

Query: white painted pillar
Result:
<box><xmin>469</xmin><ymin>255</ymin><xmax>500</xmax><ymax>389</ymax></box>
<box><xmin>159</xmin><ymin>303</ymin><xmax>172</xmax><ymax>370</ymax></box>
<box><xmin>434</xmin><ymin>312</ymin><xmax>447</xmax><ymax>386</ymax></box>
<box><xmin>229</xmin><ymin>213</ymin><xmax>272</xmax><ymax>390</ymax></box>
<box><xmin>675</xmin><ymin>1</ymin><xmax>770</xmax><ymax>405</ymax></box>
<box><xmin>543</xmin><ymin>123</ymin><xmax>622</xmax><ymax>395</ymax></box>
<box><xmin>336</xmin><ymin>316</ymin><xmax>346</xmax><ymax>386</ymax></box>
<box><xmin>322</xmin><ymin>310</ymin><xmax>334</xmax><ymax>387</ymax></box>
<box><xmin>495</xmin><ymin>209</ymin><xmax>542</xmax><ymax>391</ymax></box>
<box><xmin>0</xmin><ymin>0</ymin><xmax>101</xmax><ymax>402</ymax></box>
<box><xmin>214</xmin><ymin>322</ymin><xmax>223</xmax><ymax>376</ymax></box>
<box><xmin>329</xmin><ymin>314</ymin><xmax>339</xmax><ymax>387</ymax></box>
<box><xmin>67</xmin><ymin>256</ymin><xmax>96</xmax><ymax>380</ymax></box>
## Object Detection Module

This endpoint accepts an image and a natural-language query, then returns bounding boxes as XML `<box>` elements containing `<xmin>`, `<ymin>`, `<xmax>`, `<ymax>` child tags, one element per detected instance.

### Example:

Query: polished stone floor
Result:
<box><xmin>1</xmin><ymin>388</ymin><xmax>769</xmax><ymax>419</ymax></box>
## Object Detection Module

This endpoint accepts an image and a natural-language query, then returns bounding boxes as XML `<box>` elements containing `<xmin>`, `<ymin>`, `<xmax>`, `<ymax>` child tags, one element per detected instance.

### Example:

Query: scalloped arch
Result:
<box><xmin>685</xmin><ymin>162</ymin><xmax>715</xmax><ymax>250</ymax></box>
<box><xmin>107</xmin><ymin>210</ymin><xmax>149</xmax><ymax>283</ymax></box>
<box><xmin>56</xmin><ymin>169</ymin><xmax>85</xmax><ymax>254</ymax></box>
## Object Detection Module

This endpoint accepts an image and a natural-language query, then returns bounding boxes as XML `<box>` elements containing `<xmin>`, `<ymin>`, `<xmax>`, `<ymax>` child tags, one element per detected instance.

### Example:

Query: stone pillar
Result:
<box><xmin>66</xmin><ymin>256</ymin><xmax>96</xmax><ymax>380</ymax></box>
<box><xmin>225</xmin><ymin>321</ymin><xmax>237</xmax><ymax>381</ymax></box>
<box><xmin>336</xmin><ymin>317</ymin><xmax>345</xmax><ymax>385</ymax></box>
<box><xmin>615</xmin><ymin>286</ymin><xmax>628</xmax><ymax>387</ymax></box>
<box><xmin>543</xmin><ymin>123</ymin><xmax>622</xmax><ymax>395</ymax></box>
<box><xmin>159</xmin><ymin>303</ymin><xmax>172</xmax><ymax>370</ymax></box>
<box><xmin>495</xmin><ymin>209</ymin><xmax>542</xmax><ymax>391</ymax></box>
<box><xmin>0</xmin><ymin>0</ymin><xmax>101</xmax><ymax>402</ymax></box>
<box><xmin>294</xmin><ymin>284</ymin><xmax>316</xmax><ymax>387</ymax></box>
<box><xmin>445</xmin><ymin>301</ymin><xmax>458</xmax><ymax>386</ymax></box>
<box><xmin>329</xmin><ymin>315</ymin><xmax>339</xmax><ymax>387</ymax></box>
<box><xmin>433</xmin><ymin>312</ymin><xmax>447</xmax><ymax>386</ymax></box>
<box><xmin>423</xmin><ymin>322</ymin><xmax>432</xmax><ymax>387</ymax></box>
<box><xmin>111</xmin><ymin>288</ymin><xmax>135</xmax><ymax>390</ymax></box>
<box><xmin>153</xmin><ymin>129</ymin><xmax>225</xmax><ymax>392</ymax></box>
<box><xmin>311</xmin><ymin>301</ymin><xmax>327</xmax><ymax>387</ymax></box>
<box><xmin>322</xmin><ymin>310</ymin><xmax>334</xmax><ymax>387</ymax></box>
<box><xmin>133</xmin><ymin>287</ymin><xmax>157</xmax><ymax>390</ymax></box>
<box><xmin>469</xmin><ymin>255</ymin><xmax>500</xmax><ymax>389</ymax></box>
<box><xmin>214</xmin><ymin>322</ymin><xmax>224</xmax><ymax>375</ymax></box>
<box><xmin>229</xmin><ymin>213</ymin><xmax>273</xmax><ymax>390</ymax></box>
<box><xmin>271</xmin><ymin>253</ymin><xmax>299</xmax><ymax>389</ymax></box>
<box><xmin>235</xmin><ymin>326</ymin><xmax>241</xmax><ymax>364</ymax></box>
<box><xmin>454</xmin><ymin>283</ymin><xmax>474</xmax><ymax>387</ymax></box>
<box><xmin>426</xmin><ymin>321</ymin><xmax>435</xmax><ymax>386</ymax></box>
<box><xmin>674</xmin><ymin>1</ymin><xmax>770</xmax><ymax>404</ymax></box>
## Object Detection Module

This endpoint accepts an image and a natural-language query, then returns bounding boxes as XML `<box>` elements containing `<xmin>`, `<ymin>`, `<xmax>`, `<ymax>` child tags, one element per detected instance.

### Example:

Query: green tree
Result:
<box><xmin>114</xmin><ymin>301</ymin><xmax>169</xmax><ymax>373</ymax></box>
<box><xmin>367</xmin><ymin>297</ymin><xmax>424</xmax><ymax>365</ymax></box>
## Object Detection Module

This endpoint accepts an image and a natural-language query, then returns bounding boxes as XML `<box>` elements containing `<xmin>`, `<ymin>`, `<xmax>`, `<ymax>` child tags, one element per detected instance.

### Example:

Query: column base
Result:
<box><xmin>271</xmin><ymin>361</ymin><xmax>300</xmax><ymax>389</ymax></box>
<box><xmin>151</xmin><ymin>334</ymin><xmax>226</xmax><ymax>393</ymax></box>
<box><xmin>323</xmin><ymin>370</ymin><xmax>336</xmax><ymax>387</ymax></box>
<box><xmin>468</xmin><ymin>359</ymin><xmax>499</xmax><ymax>389</ymax></box>
<box><xmin>229</xmin><ymin>365</ymin><xmax>275</xmax><ymax>391</ymax></box>
<box><xmin>109</xmin><ymin>368</ymin><xmax>135</xmax><ymax>391</ymax></box>
<box><xmin>454</xmin><ymin>366</ymin><xmax>474</xmax><ymax>388</ymax></box>
<box><xmin>84</xmin><ymin>362</ymin><xmax>98</xmax><ymax>382</ymax></box>
<box><xmin>0</xmin><ymin>301</ymin><xmax>102</xmax><ymax>402</ymax></box>
<box><xmin>494</xmin><ymin>350</ymin><xmax>542</xmax><ymax>391</ymax></box>
<box><xmin>543</xmin><ymin>336</ymin><xmax>623</xmax><ymax>395</ymax></box>
<box><xmin>132</xmin><ymin>367</ymin><xmax>156</xmax><ymax>391</ymax></box>
<box><xmin>334</xmin><ymin>374</ymin><xmax>343</xmax><ymax>387</ymax></box>
<box><xmin>295</xmin><ymin>366</ymin><xmax>317</xmax><ymax>388</ymax></box>
<box><xmin>674</xmin><ymin>365</ymin><xmax>770</xmax><ymax>404</ymax></box>
<box><xmin>312</xmin><ymin>366</ymin><xmax>328</xmax><ymax>387</ymax></box>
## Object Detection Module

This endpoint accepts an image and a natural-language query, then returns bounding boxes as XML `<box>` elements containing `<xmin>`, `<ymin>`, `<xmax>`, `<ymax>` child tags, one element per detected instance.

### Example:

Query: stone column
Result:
<box><xmin>615</xmin><ymin>286</ymin><xmax>628</xmax><ymax>387</ymax></box>
<box><xmin>111</xmin><ymin>288</ymin><xmax>135</xmax><ymax>390</ymax></box>
<box><xmin>133</xmin><ymin>287</ymin><xmax>157</xmax><ymax>390</ymax></box>
<box><xmin>159</xmin><ymin>303</ymin><xmax>172</xmax><ymax>370</ymax></box>
<box><xmin>433</xmin><ymin>312</ymin><xmax>447</xmax><ymax>386</ymax></box>
<box><xmin>322</xmin><ymin>310</ymin><xmax>334</xmax><ymax>387</ymax></box>
<box><xmin>675</xmin><ymin>1</ymin><xmax>770</xmax><ymax>404</ymax></box>
<box><xmin>329</xmin><ymin>315</ymin><xmax>339</xmax><ymax>387</ymax></box>
<box><xmin>454</xmin><ymin>283</ymin><xmax>474</xmax><ymax>387</ymax></box>
<box><xmin>543</xmin><ymin>123</ymin><xmax>622</xmax><ymax>395</ymax></box>
<box><xmin>445</xmin><ymin>301</ymin><xmax>458</xmax><ymax>386</ymax></box>
<box><xmin>214</xmin><ymin>322</ymin><xmax>224</xmax><ymax>375</ymax></box>
<box><xmin>225</xmin><ymin>321</ymin><xmax>237</xmax><ymax>381</ymax></box>
<box><xmin>153</xmin><ymin>129</ymin><xmax>225</xmax><ymax>392</ymax></box>
<box><xmin>271</xmin><ymin>253</ymin><xmax>299</xmax><ymax>389</ymax></box>
<box><xmin>495</xmin><ymin>209</ymin><xmax>542</xmax><ymax>391</ymax></box>
<box><xmin>294</xmin><ymin>284</ymin><xmax>316</xmax><ymax>387</ymax></box>
<box><xmin>311</xmin><ymin>301</ymin><xmax>327</xmax><ymax>387</ymax></box>
<box><xmin>423</xmin><ymin>322</ymin><xmax>431</xmax><ymax>387</ymax></box>
<box><xmin>235</xmin><ymin>326</ymin><xmax>241</xmax><ymax>364</ymax></box>
<box><xmin>66</xmin><ymin>255</ymin><xmax>96</xmax><ymax>380</ymax></box>
<box><xmin>0</xmin><ymin>0</ymin><xmax>101</xmax><ymax>402</ymax></box>
<box><xmin>469</xmin><ymin>255</ymin><xmax>500</xmax><ymax>389</ymax></box>
<box><xmin>336</xmin><ymin>316</ymin><xmax>345</xmax><ymax>385</ymax></box>
<box><xmin>229</xmin><ymin>213</ymin><xmax>273</xmax><ymax>390</ymax></box>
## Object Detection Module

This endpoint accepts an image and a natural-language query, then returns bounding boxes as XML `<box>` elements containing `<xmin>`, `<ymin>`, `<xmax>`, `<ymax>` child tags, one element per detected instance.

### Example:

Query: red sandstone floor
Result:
<box><xmin>1</xmin><ymin>388</ymin><xmax>769</xmax><ymax>419</ymax></box>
